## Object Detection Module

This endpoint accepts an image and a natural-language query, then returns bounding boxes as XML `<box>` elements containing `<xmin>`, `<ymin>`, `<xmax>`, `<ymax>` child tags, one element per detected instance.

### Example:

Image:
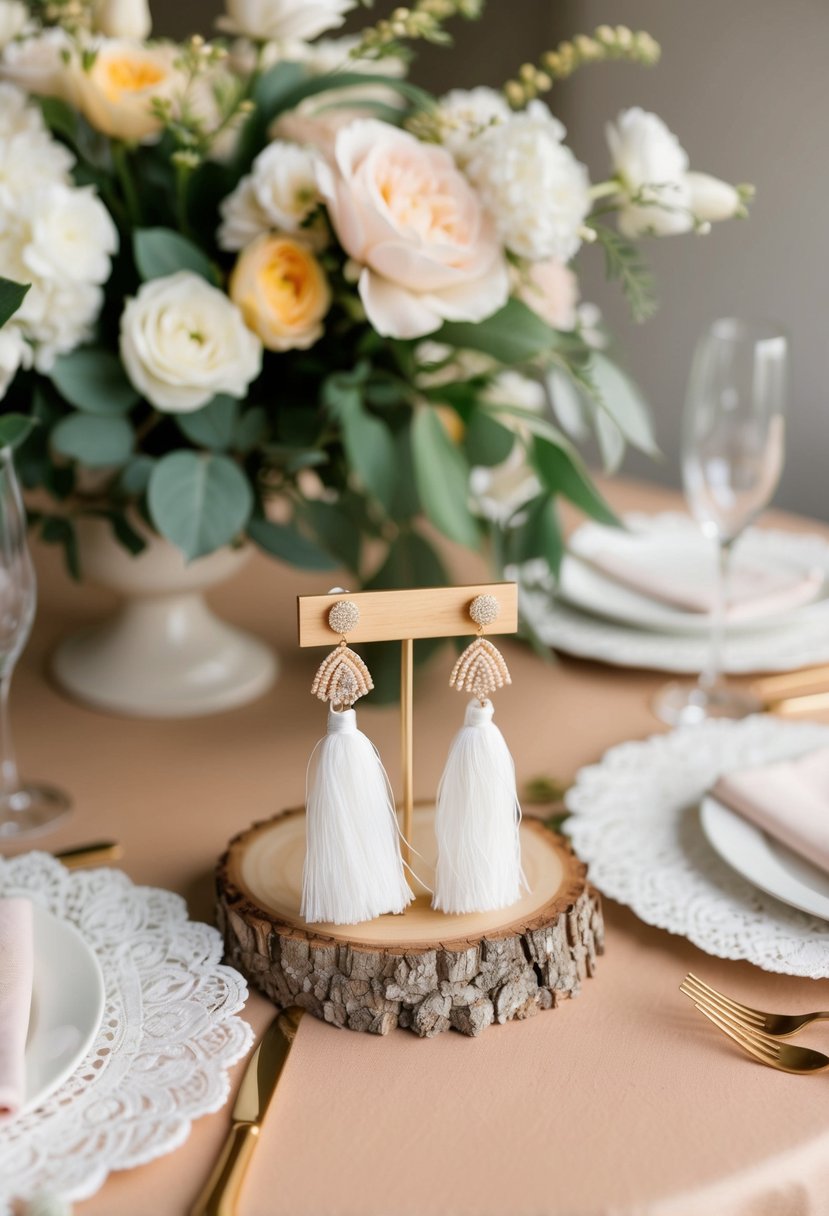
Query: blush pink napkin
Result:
<box><xmin>586</xmin><ymin>545</ymin><xmax>823</xmax><ymax>619</ymax></box>
<box><xmin>713</xmin><ymin>747</ymin><xmax>829</xmax><ymax>871</ymax></box>
<box><xmin>0</xmin><ymin>897</ymin><xmax>33</xmax><ymax>1119</ymax></box>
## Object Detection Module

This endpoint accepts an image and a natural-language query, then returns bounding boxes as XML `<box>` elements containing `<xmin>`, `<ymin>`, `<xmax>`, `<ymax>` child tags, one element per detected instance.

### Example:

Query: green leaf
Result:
<box><xmin>0</xmin><ymin>414</ymin><xmax>36</xmax><ymax>449</ymax></box>
<box><xmin>117</xmin><ymin>454</ymin><xmax>156</xmax><ymax>497</ymax></box>
<box><xmin>590</xmin><ymin>223</ymin><xmax>657</xmax><ymax>323</ymax></box>
<box><xmin>233</xmin><ymin>406</ymin><xmax>268</xmax><ymax>453</ymax></box>
<box><xmin>40</xmin><ymin>515</ymin><xmax>80</xmax><ymax>580</ymax></box>
<box><xmin>512</xmin><ymin>494</ymin><xmax>564</xmax><ymax>573</ymax></box>
<box><xmin>52</xmin><ymin>414</ymin><xmax>133</xmax><ymax>468</ymax></box>
<box><xmin>269</xmin><ymin>71</ymin><xmax>434</xmax><ymax>121</ymax></box>
<box><xmin>437</xmin><ymin>299</ymin><xmax>563</xmax><ymax>365</ymax></box>
<box><xmin>300</xmin><ymin>499</ymin><xmax>360</xmax><ymax>573</ymax></box>
<box><xmin>324</xmin><ymin>374</ymin><xmax>395</xmax><ymax>510</ymax></box>
<box><xmin>389</xmin><ymin>428</ymin><xmax>419</xmax><ymax>521</ymax></box>
<box><xmin>248</xmin><ymin>516</ymin><xmax>338</xmax><ymax>570</ymax></box>
<box><xmin>588</xmin><ymin>352</ymin><xmax>658</xmax><ymax>455</ymax></box>
<box><xmin>50</xmin><ymin>348</ymin><xmax>139</xmax><ymax>415</ymax></box>
<box><xmin>533</xmin><ymin>438</ymin><xmax>620</xmax><ymax>527</ymax></box>
<box><xmin>464</xmin><ymin>410</ymin><xmax>515</xmax><ymax>467</ymax></box>
<box><xmin>0</xmin><ymin>277</ymin><xmax>29</xmax><ymax>329</ymax></box>
<box><xmin>148</xmin><ymin>452</ymin><xmax>253</xmax><ymax>560</ymax></box>
<box><xmin>89</xmin><ymin>508</ymin><xmax>147</xmax><ymax>556</ymax></box>
<box><xmin>411</xmin><ymin>407</ymin><xmax>479</xmax><ymax>548</ymax></box>
<box><xmin>133</xmin><ymin>227</ymin><xmax>216</xmax><ymax>284</ymax></box>
<box><xmin>37</xmin><ymin>95</ymin><xmax>79</xmax><ymax>146</ymax></box>
<box><xmin>252</xmin><ymin>61</ymin><xmax>310</xmax><ymax>115</ymax></box>
<box><xmin>481</xmin><ymin>400</ymin><xmax>572</xmax><ymax>450</ymax></box>
<box><xmin>176</xmin><ymin>395</ymin><xmax>239</xmax><ymax>451</ymax></box>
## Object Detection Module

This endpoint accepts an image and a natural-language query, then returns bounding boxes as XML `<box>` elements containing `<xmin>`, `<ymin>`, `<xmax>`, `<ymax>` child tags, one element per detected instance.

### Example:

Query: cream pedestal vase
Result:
<box><xmin>52</xmin><ymin>519</ymin><xmax>278</xmax><ymax>717</ymax></box>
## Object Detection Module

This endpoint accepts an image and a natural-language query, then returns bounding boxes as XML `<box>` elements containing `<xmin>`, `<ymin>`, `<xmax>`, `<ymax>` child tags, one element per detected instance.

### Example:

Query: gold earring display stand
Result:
<box><xmin>216</xmin><ymin>583</ymin><xmax>604</xmax><ymax>1038</ymax></box>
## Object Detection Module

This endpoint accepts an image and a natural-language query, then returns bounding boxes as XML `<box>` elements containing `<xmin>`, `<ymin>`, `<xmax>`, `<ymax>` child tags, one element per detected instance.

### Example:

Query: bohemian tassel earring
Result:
<box><xmin>301</xmin><ymin>598</ymin><xmax>414</xmax><ymax>926</ymax></box>
<box><xmin>433</xmin><ymin>594</ymin><xmax>526</xmax><ymax>915</ymax></box>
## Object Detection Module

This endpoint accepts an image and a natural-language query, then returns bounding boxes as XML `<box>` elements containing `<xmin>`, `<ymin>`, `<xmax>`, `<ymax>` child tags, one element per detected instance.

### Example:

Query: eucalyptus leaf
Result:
<box><xmin>0</xmin><ymin>277</ymin><xmax>29</xmax><ymax>329</ymax></box>
<box><xmin>176</xmin><ymin>395</ymin><xmax>239</xmax><ymax>451</ymax></box>
<box><xmin>594</xmin><ymin>408</ymin><xmax>625</xmax><ymax>473</ymax></box>
<box><xmin>148</xmin><ymin>451</ymin><xmax>253</xmax><ymax>560</ymax></box>
<box><xmin>117</xmin><ymin>454</ymin><xmax>156</xmax><ymax>497</ymax></box>
<box><xmin>133</xmin><ymin>227</ymin><xmax>216</xmax><ymax>284</ymax></box>
<box><xmin>546</xmin><ymin>367</ymin><xmax>591</xmax><ymax>442</ymax></box>
<box><xmin>464</xmin><ymin>411</ymin><xmax>515</xmax><ymax>468</ymax></box>
<box><xmin>50</xmin><ymin>348</ymin><xmax>139</xmax><ymax>415</ymax></box>
<box><xmin>52</xmin><ymin>414</ymin><xmax>133</xmax><ymax>468</ymax></box>
<box><xmin>533</xmin><ymin>438</ymin><xmax>620</xmax><ymax>527</ymax></box>
<box><xmin>437</xmin><ymin>299</ymin><xmax>562</xmax><ymax>365</ymax></box>
<box><xmin>299</xmin><ymin>499</ymin><xmax>360</xmax><ymax>573</ymax></box>
<box><xmin>512</xmin><ymin>494</ymin><xmax>564</xmax><ymax>572</ymax></box>
<box><xmin>0</xmin><ymin>414</ymin><xmax>36</xmax><ymax>449</ymax></box>
<box><xmin>411</xmin><ymin>407</ymin><xmax>479</xmax><ymax>548</ymax></box>
<box><xmin>325</xmin><ymin>376</ymin><xmax>396</xmax><ymax>510</ymax></box>
<box><xmin>248</xmin><ymin>516</ymin><xmax>339</xmax><ymax>570</ymax></box>
<box><xmin>233</xmin><ymin>405</ymin><xmax>268</xmax><ymax>453</ymax></box>
<box><xmin>589</xmin><ymin>352</ymin><xmax>659</xmax><ymax>455</ymax></box>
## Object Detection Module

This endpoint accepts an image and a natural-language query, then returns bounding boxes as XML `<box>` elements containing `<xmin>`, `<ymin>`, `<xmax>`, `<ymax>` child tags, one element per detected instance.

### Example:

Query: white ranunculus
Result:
<box><xmin>0</xmin><ymin>2</ymin><xmax>28</xmax><ymax>49</ymax></box>
<box><xmin>435</xmin><ymin>87</ymin><xmax>512</xmax><ymax>165</ymax></box>
<box><xmin>0</xmin><ymin>324</ymin><xmax>28</xmax><ymax>400</ymax></box>
<box><xmin>217</xmin><ymin>0</ymin><xmax>356</xmax><ymax>42</ymax></box>
<box><xmin>687</xmin><ymin>171</ymin><xmax>741</xmax><ymax>222</ymax></box>
<box><xmin>24</xmin><ymin>183</ymin><xmax>118</xmax><ymax>285</ymax></box>
<box><xmin>606</xmin><ymin>107</ymin><xmax>693</xmax><ymax>237</ymax></box>
<box><xmin>93</xmin><ymin>0</ymin><xmax>152</xmax><ymax>39</ymax></box>
<box><xmin>465</xmin><ymin>101</ymin><xmax>591</xmax><ymax>262</ymax></box>
<box><xmin>0</xmin><ymin>28</ymin><xmax>76</xmax><ymax>101</ymax></box>
<box><xmin>218</xmin><ymin>140</ymin><xmax>320</xmax><ymax>251</ymax></box>
<box><xmin>119</xmin><ymin>272</ymin><xmax>263</xmax><ymax>413</ymax></box>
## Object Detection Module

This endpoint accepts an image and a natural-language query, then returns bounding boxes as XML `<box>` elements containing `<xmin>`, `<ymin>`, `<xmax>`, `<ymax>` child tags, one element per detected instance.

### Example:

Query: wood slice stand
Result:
<box><xmin>217</xmin><ymin>804</ymin><xmax>604</xmax><ymax>1038</ymax></box>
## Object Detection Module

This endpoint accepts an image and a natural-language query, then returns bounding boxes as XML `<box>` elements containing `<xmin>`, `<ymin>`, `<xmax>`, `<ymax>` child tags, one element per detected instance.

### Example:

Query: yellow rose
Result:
<box><xmin>75</xmin><ymin>40</ymin><xmax>178</xmax><ymax>143</ymax></box>
<box><xmin>230</xmin><ymin>234</ymin><xmax>331</xmax><ymax>353</ymax></box>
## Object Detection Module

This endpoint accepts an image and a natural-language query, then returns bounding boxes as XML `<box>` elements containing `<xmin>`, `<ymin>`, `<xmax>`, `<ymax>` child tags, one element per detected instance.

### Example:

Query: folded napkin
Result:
<box><xmin>713</xmin><ymin>747</ymin><xmax>829</xmax><ymax>872</ymax></box>
<box><xmin>583</xmin><ymin>542</ymin><xmax>823</xmax><ymax>620</ymax></box>
<box><xmin>0</xmin><ymin>897</ymin><xmax>33</xmax><ymax>1119</ymax></box>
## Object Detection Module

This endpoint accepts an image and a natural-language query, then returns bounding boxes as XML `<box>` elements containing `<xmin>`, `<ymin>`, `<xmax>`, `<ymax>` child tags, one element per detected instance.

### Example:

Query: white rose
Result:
<box><xmin>606</xmin><ymin>107</ymin><xmax>693</xmax><ymax>237</ymax></box>
<box><xmin>119</xmin><ymin>271</ymin><xmax>263</xmax><ymax>413</ymax></box>
<box><xmin>218</xmin><ymin>140</ymin><xmax>320</xmax><ymax>251</ymax></box>
<box><xmin>0</xmin><ymin>323</ymin><xmax>28</xmax><ymax>400</ymax></box>
<box><xmin>0</xmin><ymin>2</ymin><xmax>28</xmax><ymax>50</ymax></box>
<box><xmin>217</xmin><ymin>0</ymin><xmax>356</xmax><ymax>42</ymax></box>
<box><xmin>466</xmin><ymin>101</ymin><xmax>590</xmax><ymax>262</ymax></box>
<box><xmin>435</xmin><ymin>87</ymin><xmax>511</xmax><ymax>165</ymax></box>
<box><xmin>93</xmin><ymin>0</ymin><xmax>152</xmax><ymax>40</ymax></box>
<box><xmin>687</xmin><ymin>171</ymin><xmax>742</xmax><ymax>222</ymax></box>
<box><xmin>319</xmin><ymin>119</ymin><xmax>510</xmax><ymax>339</ymax></box>
<box><xmin>0</xmin><ymin>28</ymin><xmax>77</xmax><ymax>101</ymax></box>
<box><xmin>24</xmin><ymin>183</ymin><xmax>118</xmax><ymax>285</ymax></box>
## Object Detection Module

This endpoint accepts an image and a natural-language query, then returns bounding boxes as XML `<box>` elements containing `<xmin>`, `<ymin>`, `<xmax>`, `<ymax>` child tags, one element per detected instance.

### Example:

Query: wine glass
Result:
<box><xmin>0</xmin><ymin>446</ymin><xmax>71</xmax><ymax>837</ymax></box>
<box><xmin>653</xmin><ymin>317</ymin><xmax>789</xmax><ymax>726</ymax></box>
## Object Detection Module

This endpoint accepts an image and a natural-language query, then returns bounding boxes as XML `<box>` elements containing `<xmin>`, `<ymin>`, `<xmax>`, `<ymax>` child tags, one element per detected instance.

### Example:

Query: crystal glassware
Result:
<box><xmin>0</xmin><ymin>446</ymin><xmax>71</xmax><ymax>837</ymax></box>
<box><xmin>653</xmin><ymin>318</ymin><xmax>789</xmax><ymax>726</ymax></box>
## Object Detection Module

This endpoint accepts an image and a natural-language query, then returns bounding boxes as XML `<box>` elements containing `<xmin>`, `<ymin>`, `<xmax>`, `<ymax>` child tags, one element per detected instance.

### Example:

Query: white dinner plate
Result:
<box><xmin>559</xmin><ymin>518</ymin><xmax>827</xmax><ymax>636</ymax></box>
<box><xmin>23</xmin><ymin>903</ymin><xmax>105</xmax><ymax>1113</ymax></box>
<box><xmin>700</xmin><ymin>794</ymin><xmax>829</xmax><ymax>922</ymax></box>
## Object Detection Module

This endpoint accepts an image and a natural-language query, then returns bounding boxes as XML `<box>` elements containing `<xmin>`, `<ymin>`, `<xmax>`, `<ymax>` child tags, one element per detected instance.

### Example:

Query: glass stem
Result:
<box><xmin>0</xmin><ymin>670</ymin><xmax>20</xmax><ymax>797</ymax></box>
<box><xmin>700</xmin><ymin>537</ymin><xmax>735</xmax><ymax>692</ymax></box>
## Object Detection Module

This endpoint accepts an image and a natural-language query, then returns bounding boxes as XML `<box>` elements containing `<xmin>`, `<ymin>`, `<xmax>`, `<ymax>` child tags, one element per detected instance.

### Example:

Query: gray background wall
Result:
<box><xmin>156</xmin><ymin>1</ymin><xmax>828</xmax><ymax>520</ymax></box>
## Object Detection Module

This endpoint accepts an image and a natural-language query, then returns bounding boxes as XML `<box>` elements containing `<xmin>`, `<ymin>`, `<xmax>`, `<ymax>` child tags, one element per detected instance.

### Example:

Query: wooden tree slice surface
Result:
<box><xmin>217</xmin><ymin>805</ymin><xmax>604</xmax><ymax>1038</ymax></box>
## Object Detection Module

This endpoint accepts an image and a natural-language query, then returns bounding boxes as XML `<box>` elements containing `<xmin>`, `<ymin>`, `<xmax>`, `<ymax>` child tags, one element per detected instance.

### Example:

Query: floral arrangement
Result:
<box><xmin>0</xmin><ymin>0</ymin><xmax>749</xmax><ymax>612</ymax></box>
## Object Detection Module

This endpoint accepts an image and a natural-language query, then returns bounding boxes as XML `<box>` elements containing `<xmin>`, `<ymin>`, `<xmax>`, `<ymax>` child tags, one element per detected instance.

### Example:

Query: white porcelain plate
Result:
<box><xmin>700</xmin><ymin>794</ymin><xmax>829</xmax><ymax>922</ymax></box>
<box><xmin>558</xmin><ymin>517</ymin><xmax>827</xmax><ymax>636</ymax></box>
<box><xmin>23</xmin><ymin>903</ymin><xmax>105</xmax><ymax>1113</ymax></box>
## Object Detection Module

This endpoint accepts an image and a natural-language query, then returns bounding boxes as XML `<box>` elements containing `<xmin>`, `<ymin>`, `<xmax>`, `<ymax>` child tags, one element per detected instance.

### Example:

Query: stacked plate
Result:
<box><xmin>520</xmin><ymin>512</ymin><xmax>829</xmax><ymax>673</ymax></box>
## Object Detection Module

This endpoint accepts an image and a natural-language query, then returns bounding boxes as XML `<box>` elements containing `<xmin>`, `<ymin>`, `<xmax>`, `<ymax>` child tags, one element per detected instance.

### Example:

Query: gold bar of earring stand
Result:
<box><xmin>400</xmin><ymin>638</ymin><xmax>414</xmax><ymax>866</ymax></box>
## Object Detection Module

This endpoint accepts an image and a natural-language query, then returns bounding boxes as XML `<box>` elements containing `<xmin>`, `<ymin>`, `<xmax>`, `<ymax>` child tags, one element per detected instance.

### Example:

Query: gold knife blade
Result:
<box><xmin>189</xmin><ymin>1007</ymin><xmax>304</xmax><ymax>1216</ymax></box>
<box><xmin>53</xmin><ymin>841</ymin><xmax>123</xmax><ymax>869</ymax></box>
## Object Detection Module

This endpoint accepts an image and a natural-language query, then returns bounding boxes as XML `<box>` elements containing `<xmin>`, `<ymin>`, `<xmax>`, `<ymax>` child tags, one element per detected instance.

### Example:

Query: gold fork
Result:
<box><xmin>683</xmin><ymin>972</ymin><xmax>829</xmax><ymax>1037</ymax></box>
<box><xmin>679</xmin><ymin>979</ymin><xmax>829</xmax><ymax>1074</ymax></box>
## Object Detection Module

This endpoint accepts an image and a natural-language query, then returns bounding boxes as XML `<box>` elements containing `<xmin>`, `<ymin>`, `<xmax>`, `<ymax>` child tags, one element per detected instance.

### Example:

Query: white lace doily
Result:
<box><xmin>0</xmin><ymin>854</ymin><xmax>253</xmax><ymax>1212</ymax></box>
<box><xmin>517</xmin><ymin>513</ymin><xmax>829</xmax><ymax>673</ymax></box>
<box><xmin>565</xmin><ymin>716</ymin><xmax>829</xmax><ymax>976</ymax></box>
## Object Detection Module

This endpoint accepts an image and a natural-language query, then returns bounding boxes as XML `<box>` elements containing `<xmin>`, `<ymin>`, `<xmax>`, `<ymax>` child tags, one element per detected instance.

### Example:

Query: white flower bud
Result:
<box><xmin>686</xmin><ymin>171</ymin><xmax>742</xmax><ymax>223</ymax></box>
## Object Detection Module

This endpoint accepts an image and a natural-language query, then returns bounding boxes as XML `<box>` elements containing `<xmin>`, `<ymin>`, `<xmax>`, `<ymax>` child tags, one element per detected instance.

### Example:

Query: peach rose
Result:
<box><xmin>318</xmin><ymin>119</ymin><xmax>510</xmax><ymax>340</ymax></box>
<box><xmin>74</xmin><ymin>40</ymin><xmax>179</xmax><ymax>143</ymax></box>
<box><xmin>230</xmin><ymin>234</ymin><xmax>331</xmax><ymax>352</ymax></box>
<box><xmin>517</xmin><ymin>258</ymin><xmax>579</xmax><ymax>331</ymax></box>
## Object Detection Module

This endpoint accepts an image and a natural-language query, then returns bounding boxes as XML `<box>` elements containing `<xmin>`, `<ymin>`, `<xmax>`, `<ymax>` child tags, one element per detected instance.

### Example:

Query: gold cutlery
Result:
<box><xmin>683</xmin><ymin>972</ymin><xmax>829</xmax><ymax>1037</ymax></box>
<box><xmin>680</xmin><ymin>978</ymin><xmax>829</xmax><ymax>1074</ymax></box>
<box><xmin>752</xmin><ymin>667</ymin><xmax>829</xmax><ymax>716</ymax></box>
<box><xmin>189</xmin><ymin>1007</ymin><xmax>304</xmax><ymax>1216</ymax></box>
<box><xmin>54</xmin><ymin>841</ymin><xmax>124</xmax><ymax>869</ymax></box>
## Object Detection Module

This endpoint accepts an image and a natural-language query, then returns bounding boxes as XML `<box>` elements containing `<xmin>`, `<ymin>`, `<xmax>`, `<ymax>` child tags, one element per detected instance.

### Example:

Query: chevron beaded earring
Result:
<box><xmin>433</xmin><ymin>594</ymin><xmax>526</xmax><ymax>915</ymax></box>
<box><xmin>302</xmin><ymin>599</ymin><xmax>413</xmax><ymax>926</ymax></box>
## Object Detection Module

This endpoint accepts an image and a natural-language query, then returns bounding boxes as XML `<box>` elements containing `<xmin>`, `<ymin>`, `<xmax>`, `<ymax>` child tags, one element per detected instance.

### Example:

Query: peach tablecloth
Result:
<box><xmin>7</xmin><ymin>478</ymin><xmax>829</xmax><ymax>1216</ymax></box>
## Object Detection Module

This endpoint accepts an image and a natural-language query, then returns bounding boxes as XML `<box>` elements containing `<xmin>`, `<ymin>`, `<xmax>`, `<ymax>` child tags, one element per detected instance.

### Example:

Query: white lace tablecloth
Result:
<box><xmin>565</xmin><ymin>715</ymin><xmax>829</xmax><ymax>976</ymax></box>
<box><xmin>0</xmin><ymin>854</ymin><xmax>253</xmax><ymax>1213</ymax></box>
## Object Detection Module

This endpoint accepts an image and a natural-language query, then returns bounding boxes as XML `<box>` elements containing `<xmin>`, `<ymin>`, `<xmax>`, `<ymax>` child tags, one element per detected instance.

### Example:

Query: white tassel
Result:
<box><xmin>302</xmin><ymin>707</ymin><xmax>414</xmax><ymax>925</ymax></box>
<box><xmin>433</xmin><ymin>698</ymin><xmax>527</xmax><ymax>915</ymax></box>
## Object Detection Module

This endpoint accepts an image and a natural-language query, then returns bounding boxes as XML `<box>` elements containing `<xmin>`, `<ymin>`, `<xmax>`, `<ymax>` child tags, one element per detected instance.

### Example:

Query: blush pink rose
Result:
<box><xmin>517</xmin><ymin>258</ymin><xmax>579</xmax><ymax>331</ymax></box>
<box><xmin>318</xmin><ymin>119</ymin><xmax>510</xmax><ymax>339</ymax></box>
